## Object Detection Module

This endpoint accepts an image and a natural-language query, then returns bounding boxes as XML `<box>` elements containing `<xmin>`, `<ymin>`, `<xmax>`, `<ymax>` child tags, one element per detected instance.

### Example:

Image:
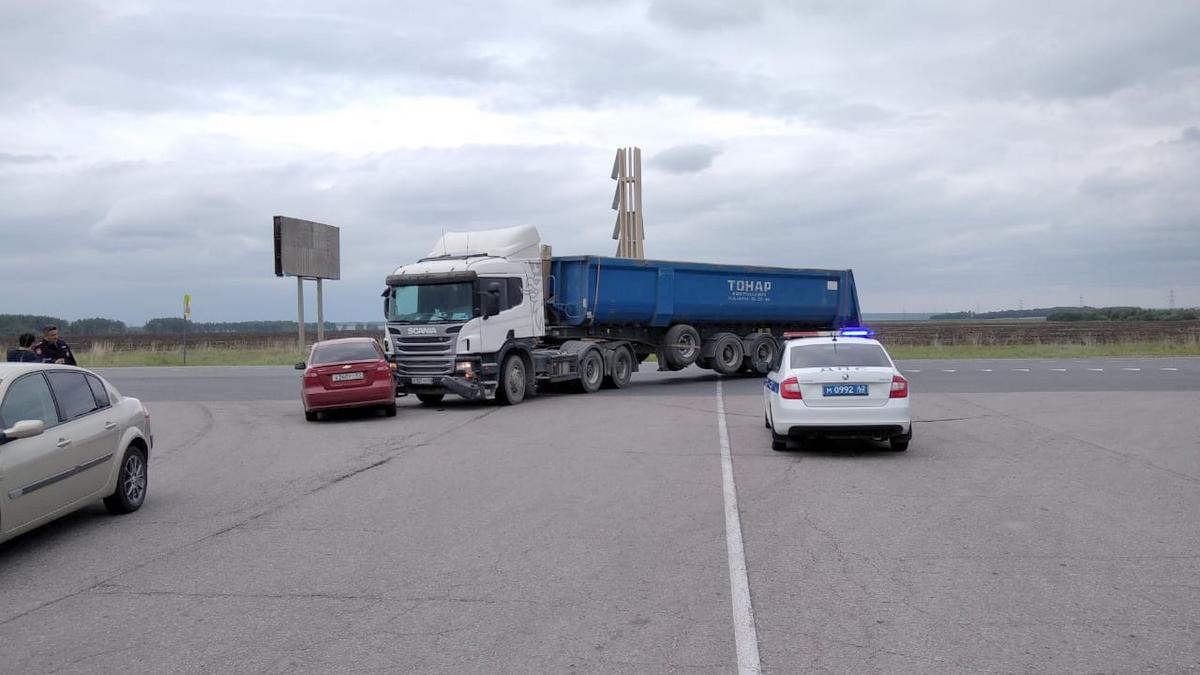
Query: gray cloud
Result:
<box><xmin>649</xmin><ymin>144</ymin><xmax>721</xmax><ymax>174</ymax></box>
<box><xmin>646</xmin><ymin>0</ymin><xmax>765</xmax><ymax>31</ymax></box>
<box><xmin>0</xmin><ymin>152</ymin><xmax>56</xmax><ymax>165</ymax></box>
<box><xmin>2</xmin><ymin>0</ymin><xmax>1199</xmax><ymax>321</ymax></box>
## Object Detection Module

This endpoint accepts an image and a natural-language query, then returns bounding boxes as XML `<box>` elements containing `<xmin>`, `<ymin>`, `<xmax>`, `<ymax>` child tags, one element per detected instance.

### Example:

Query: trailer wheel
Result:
<box><xmin>497</xmin><ymin>355</ymin><xmax>527</xmax><ymax>405</ymax></box>
<box><xmin>575</xmin><ymin>349</ymin><xmax>604</xmax><ymax>393</ymax></box>
<box><xmin>711</xmin><ymin>333</ymin><xmax>745</xmax><ymax>375</ymax></box>
<box><xmin>743</xmin><ymin>334</ymin><xmax>778</xmax><ymax>375</ymax></box>
<box><xmin>662</xmin><ymin>324</ymin><xmax>700</xmax><ymax>369</ymax></box>
<box><xmin>602</xmin><ymin>346</ymin><xmax>634</xmax><ymax>389</ymax></box>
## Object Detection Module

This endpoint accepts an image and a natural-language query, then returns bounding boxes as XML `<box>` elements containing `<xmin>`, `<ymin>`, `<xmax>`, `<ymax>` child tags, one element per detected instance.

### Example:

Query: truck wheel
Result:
<box><xmin>662</xmin><ymin>324</ymin><xmax>700</xmax><ymax>369</ymax></box>
<box><xmin>711</xmin><ymin>333</ymin><xmax>745</xmax><ymax>375</ymax></box>
<box><xmin>498</xmin><ymin>355</ymin><xmax>527</xmax><ymax>405</ymax></box>
<box><xmin>416</xmin><ymin>393</ymin><xmax>445</xmax><ymax>405</ymax></box>
<box><xmin>743</xmin><ymin>334</ymin><xmax>778</xmax><ymax>375</ymax></box>
<box><xmin>575</xmin><ymin>349</ymin><xmax>604</xmax><ymax>393</ymax></box>
<box><xmin>602</xmin><ymin>347</ymin><xmax>634</xmax><ymax>389</ymax></box>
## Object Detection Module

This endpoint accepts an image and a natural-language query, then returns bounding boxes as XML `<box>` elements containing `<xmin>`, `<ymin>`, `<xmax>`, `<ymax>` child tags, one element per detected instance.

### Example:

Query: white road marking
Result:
<box><xmin>978</xmin><ymin>368</ymin><xmax>993</xmax><ymax>372</ymax></box>
<box><xmin>716</xmin><ymin>379</ymin><xmax>762</xmax><ymax>675</ymax></box>
<box><xmin>1087</xmin><ymin>368</ymin><xmax>1104</xmax><ymax>372</ymax></box>
<box><xmin>1013</xmin><ymin>368</ymin><xmax>1031</xmax><ymax>372</ymax></box>
<box><xmin>942</xmin><ymin>369</ymin><xmax>957</xmax><ymax>373</ymax></box>
<box><xmin>1123</xmin><ymin>368</ymin><xmax>1142</xmax><ymax>372</ymax></box>
<box><xmin>906</xmin><ymin>369</ymin><xmax>922</xmax><ymax>373</ymax></box>
<box><xmin>1050</xmin><ymin>368</ymin><xmax>1067</xmax><ymax>372</ymax></box>
<box><xmin>1161</xmin><ymin>367</ymin><xmax>1179</xmax><ymax>371</ymax></box>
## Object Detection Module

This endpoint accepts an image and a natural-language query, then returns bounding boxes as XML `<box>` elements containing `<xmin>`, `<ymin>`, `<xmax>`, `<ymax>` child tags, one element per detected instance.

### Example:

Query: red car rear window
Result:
<box><xmin>312</xmin><ymin>342</ymin><xmax>381</xmax><ymax>365</ymax></box>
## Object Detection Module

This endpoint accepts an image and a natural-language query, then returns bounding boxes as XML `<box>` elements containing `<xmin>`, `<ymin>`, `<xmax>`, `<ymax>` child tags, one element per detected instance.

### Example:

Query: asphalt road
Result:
<box><xmin>87</xmin><ymin>357</ymin><xmax>1200</xmax><ymax>401</ymax></box>
<box><xmin>1</xmin><ymin>360</ymin><xmax>1198</xmax><ymax>673</ymax></box>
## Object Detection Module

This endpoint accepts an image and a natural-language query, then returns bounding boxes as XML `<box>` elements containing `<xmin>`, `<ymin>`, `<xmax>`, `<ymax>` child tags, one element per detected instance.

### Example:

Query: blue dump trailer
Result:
<box><xmin>383</xmin><ymin>225</ymin><xmax>865</xmax><ymax>403</ymax></box>
<box><xmin>547</xmin><ymin>256</ymin><xmax>861</xmax><ymax>330</ymax></box>
<box><xmin>538</xmin><ymin>255</ymin><xmax>863</xmax><ymax>377</ymax></box>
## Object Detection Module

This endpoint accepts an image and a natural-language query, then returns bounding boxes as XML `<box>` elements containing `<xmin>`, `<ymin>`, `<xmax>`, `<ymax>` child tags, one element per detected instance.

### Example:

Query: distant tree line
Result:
<box><xmin>931</xmin><ymin>307</ymin><xmax>1078</xmax><ymax>320</ymax></box>
<box><xmin>931</xmin><ymin>307</ymin><xmax>1199</xmax><ymax>321</ymax></box>
<box><xmin>3</xmin><ymin>314</ymin><xmax>382</xmax><ymax>336</ymax></box>
<box><xmin>0</xmin><ymin>314</ymin><xmax>129</xmax><ymax>336</ymax></box>
<box><xmin>1045</xmin><ymin>307</ymin><xmax>1200</xmax><ymax>321</ymax></box>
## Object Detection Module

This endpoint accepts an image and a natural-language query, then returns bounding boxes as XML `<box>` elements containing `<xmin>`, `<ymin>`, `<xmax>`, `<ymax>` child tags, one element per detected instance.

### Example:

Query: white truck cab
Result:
<box><xmin>383</xmin><ymin>225</ymin><xmax>547</xmax><ymax>403</ymax></box>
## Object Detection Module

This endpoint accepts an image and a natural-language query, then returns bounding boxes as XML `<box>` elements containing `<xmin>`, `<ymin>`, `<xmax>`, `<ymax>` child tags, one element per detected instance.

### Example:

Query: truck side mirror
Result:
<box><xmin>479</xmin><ymin>281</ymin><xmax>502</xmax><ymax>319</ymax></box>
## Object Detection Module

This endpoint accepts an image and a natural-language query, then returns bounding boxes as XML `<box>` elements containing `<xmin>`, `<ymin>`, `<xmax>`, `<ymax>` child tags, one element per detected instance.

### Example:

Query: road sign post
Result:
<box><xmin>182</xmin><ymin>294</ymin><xmax>191</xmax><ymax>366</ymax></box>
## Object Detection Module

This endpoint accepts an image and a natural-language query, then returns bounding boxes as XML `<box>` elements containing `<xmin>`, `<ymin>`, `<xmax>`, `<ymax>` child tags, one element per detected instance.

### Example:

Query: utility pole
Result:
<box><xmin>1169</xmin><ymin>288</ymin><xmax>1176</xmax><ymax>309</ymax></box>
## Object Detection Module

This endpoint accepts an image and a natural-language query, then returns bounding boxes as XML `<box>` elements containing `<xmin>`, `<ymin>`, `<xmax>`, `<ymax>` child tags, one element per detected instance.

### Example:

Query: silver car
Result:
<box><xmin>0</xmin><ymin>363</ymin><xmax>151</xmax><ymax>544</ymax></box>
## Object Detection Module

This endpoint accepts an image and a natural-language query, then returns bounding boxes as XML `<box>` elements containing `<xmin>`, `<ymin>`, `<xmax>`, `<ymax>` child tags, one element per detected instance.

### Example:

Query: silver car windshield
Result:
<box><xmin>789</xmin><ymin>343</ymin><xmax>890</xmax><ymax>368</ymax></box>
<box><xmin>387</xmin><ymin>283</ymin><xmax>475</xmax><ymax>324</ymax></box>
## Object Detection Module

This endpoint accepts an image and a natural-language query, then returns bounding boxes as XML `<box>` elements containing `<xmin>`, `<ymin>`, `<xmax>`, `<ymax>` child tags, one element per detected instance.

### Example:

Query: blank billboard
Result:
<box><xmin>273</xmin><ymin>216</ymin><xmax>340</xmax><ymax>280</ymax></box>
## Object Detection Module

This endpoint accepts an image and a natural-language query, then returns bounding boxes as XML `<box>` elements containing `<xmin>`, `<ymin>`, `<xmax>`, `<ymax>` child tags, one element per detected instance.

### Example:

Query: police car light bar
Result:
<box><xmin>782</xmin><ymin>328</ymin><xmax>875</xmax><ymax>339</ymax></box>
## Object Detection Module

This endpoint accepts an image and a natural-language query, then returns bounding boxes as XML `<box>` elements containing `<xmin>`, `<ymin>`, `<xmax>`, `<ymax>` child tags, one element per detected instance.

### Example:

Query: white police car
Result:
<box><xmin>763</xmin><ymin>329</ymin><xmax>911</xmax><ymax>452</ymax></box>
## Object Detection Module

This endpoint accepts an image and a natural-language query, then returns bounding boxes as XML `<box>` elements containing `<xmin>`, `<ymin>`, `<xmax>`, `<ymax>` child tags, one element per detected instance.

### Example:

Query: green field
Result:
<box><xmin>79</xmin><ymin>347</ymin><xmax>305</xmax><ymax>368</ymax></box>
<box><xmin>74</xmin><ymin>340</ymin><xmax>1200</xmax><ymax>368</ymax></box>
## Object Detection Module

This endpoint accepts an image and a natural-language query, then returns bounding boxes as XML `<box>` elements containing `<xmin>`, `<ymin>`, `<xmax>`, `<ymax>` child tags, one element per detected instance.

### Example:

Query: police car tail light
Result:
<box><xmin>890</xmin><ymin>374</ymin><xmax>909</xmax><ymax>398</ymax></box>
<box><xmin>780</xmin><ymin>376</ymin><xmax>802</xmax><ymax>399</ymax></box>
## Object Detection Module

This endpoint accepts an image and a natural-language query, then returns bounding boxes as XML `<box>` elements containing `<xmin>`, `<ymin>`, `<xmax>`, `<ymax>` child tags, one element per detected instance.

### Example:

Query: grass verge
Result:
<box><xmin>79</xmin><ymin>347</ymin><xmax>304</xmax><ymax>368</ymax></box>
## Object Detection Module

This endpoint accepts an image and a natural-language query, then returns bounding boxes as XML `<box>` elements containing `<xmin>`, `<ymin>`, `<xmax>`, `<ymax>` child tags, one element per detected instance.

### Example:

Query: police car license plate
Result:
<box><xmin>332</xmin><ymin>372</ymin><xmax>364</xmax><ymax>382</ymax></box>
<box><xmin>823</xmin><ymin>384</ymin><xmax>868</xmax><ymax>396</ymax></box>
<box><xmin>411</xmin><ymin>377</ymin><xmax>434</xmax><ymax>385</ymax></box>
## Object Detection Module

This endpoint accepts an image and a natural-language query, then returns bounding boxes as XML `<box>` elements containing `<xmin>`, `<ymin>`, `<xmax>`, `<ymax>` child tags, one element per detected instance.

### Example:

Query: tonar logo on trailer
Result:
<box><xmin>726</xmin><ymin>279</ymin><xmax>773</xmax><ymax>303</ymax></box>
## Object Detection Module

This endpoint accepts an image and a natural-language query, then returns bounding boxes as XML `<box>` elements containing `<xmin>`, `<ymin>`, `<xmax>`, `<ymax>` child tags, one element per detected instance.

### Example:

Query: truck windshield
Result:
<box><xmin>387</xmin><ymin>283</ymin><xmax>475</xmax><ymax>323</ymax></box>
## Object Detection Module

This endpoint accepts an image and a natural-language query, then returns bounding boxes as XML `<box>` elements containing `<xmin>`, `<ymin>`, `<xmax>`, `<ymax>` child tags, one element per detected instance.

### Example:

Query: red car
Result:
<box><xmin>298</xmin><ymin>338</ymin><xmax>397</xmax><ymax>421</ymax></box>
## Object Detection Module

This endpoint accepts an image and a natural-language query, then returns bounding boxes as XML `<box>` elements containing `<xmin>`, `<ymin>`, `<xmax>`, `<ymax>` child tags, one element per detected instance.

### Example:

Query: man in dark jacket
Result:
<box><xmin>34</xmin><ymin>326</ymin><xmax>77</xmax><ymax>366</ymax></box>
<box><xmin>7</xmin><ymin>333</ymin><xmax>43</xmax><ymax>363</ymax></box>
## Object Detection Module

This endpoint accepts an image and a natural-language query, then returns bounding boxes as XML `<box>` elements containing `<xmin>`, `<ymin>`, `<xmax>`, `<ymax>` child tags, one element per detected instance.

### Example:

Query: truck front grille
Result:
<box><xmin>391</xmin><ymin>333</ymin><xmax>455</xmax><ymax>376</ymax></box>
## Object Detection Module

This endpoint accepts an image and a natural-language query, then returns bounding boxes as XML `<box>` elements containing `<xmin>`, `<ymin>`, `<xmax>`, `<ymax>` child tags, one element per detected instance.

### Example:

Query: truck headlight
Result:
<box><xmin>455</xmin><ymin>361</ymin><xmax>475</xmax><ymax>379</ymax></box>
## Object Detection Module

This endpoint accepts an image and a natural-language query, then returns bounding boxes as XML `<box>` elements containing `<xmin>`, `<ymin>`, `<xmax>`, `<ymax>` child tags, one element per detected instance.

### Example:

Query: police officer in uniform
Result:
<box><xmin>35</xmin><ymin>325</ymin><xmax>77</xmax><ymax>366</ymax></box>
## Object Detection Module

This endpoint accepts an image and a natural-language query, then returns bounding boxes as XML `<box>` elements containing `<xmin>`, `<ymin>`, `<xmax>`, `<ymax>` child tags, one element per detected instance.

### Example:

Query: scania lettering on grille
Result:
<box><xmin>406</xmin><ymin>326</ymin><xmax>438</xmax><ymax>335</ymax></box>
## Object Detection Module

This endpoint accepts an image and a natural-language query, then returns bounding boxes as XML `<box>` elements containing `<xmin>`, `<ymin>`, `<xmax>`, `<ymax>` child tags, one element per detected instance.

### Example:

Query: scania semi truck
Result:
<box><xmin>382</xmin><ymin>225</ymin><xmax>862</xmax><ymax>405</ymax></box>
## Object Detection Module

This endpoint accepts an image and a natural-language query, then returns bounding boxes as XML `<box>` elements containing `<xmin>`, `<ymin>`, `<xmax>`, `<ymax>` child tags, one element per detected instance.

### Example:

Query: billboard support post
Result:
<box><xmin>296</xmin><ymin>276</ymin><xmax>306</xmax><ymax>352</ymax></box>
<box><xmin>316</xmin><ymin>278</ymin><xmax>325</xmax><ymax>342</ymax></box>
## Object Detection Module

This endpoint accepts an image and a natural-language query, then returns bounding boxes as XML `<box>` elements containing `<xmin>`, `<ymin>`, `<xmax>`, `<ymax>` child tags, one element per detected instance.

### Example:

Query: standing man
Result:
<box><xmin>7</xmin><ymin>333</ymin><xmax>43</xmax><ymax>363</ymax></box>
<box><xmin>35</xmin><ymin>325</ymin><xmax>77</xmax><ymax>365</ymax></box>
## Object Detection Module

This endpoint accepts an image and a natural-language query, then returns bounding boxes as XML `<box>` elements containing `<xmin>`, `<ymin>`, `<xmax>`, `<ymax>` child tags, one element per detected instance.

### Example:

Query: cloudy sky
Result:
<box><xmin>2</xmin><ymin>0</ymin><xmax>1198</xmax><ymax>324</ymax></box>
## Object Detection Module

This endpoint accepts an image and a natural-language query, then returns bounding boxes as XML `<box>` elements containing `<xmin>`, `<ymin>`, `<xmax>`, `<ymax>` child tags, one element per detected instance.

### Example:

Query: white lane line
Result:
<box><xmin>1087</xmin><ymin>368</ymin><xmax>1104</xmax><ymax>372</ymax></box>
<box><xmin>942</xmin><ymin>369</ymin><xmax>957</xmax><ymax>373</ymax></box>
<box><xmin>716</xmin><ymin>379</ymin><xmax>762</xmax><ymax>675</ymax></box>
<box><xmin>906</xmin><ymin>369</ymin><xmax>922</xmax><ymax>373</ymax></box>
<box><xmin>1013</xmin><ymin>368</ymin><xmax>1031</xmax><ymax>372</ymax></box>
<box><xmin>1123</xmin><ymin>367</ymin><xmax>1142</xmax><ymax>372</ymax></box>
<box><xmin>1050</xmin><ymin>368</ymin><xmax>1067</xmax><ymax>372</ymax></box>
<box><xmin>977</xmin><ymin>368</ymin><xmax>993</xmax><ymax>372</ymax></box>
<box><xmin>1161</xmin><ymin>367</ymin><xmax>1179</xmax><ymax>371</ymax></box>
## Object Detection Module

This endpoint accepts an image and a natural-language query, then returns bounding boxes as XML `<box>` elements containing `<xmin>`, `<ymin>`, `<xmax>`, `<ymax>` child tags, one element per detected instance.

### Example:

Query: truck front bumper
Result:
<box><xmin>395</xmin><ymin>375</ymin><xmax>485</xmax><ymax>401</ymax></box>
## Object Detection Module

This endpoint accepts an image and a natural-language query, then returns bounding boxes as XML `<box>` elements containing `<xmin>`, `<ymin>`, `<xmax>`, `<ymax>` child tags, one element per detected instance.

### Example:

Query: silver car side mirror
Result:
<box><xmin>1</xmin><ymin>419</ymin><xmax>45</xmax><ymax>444</ymax></box>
